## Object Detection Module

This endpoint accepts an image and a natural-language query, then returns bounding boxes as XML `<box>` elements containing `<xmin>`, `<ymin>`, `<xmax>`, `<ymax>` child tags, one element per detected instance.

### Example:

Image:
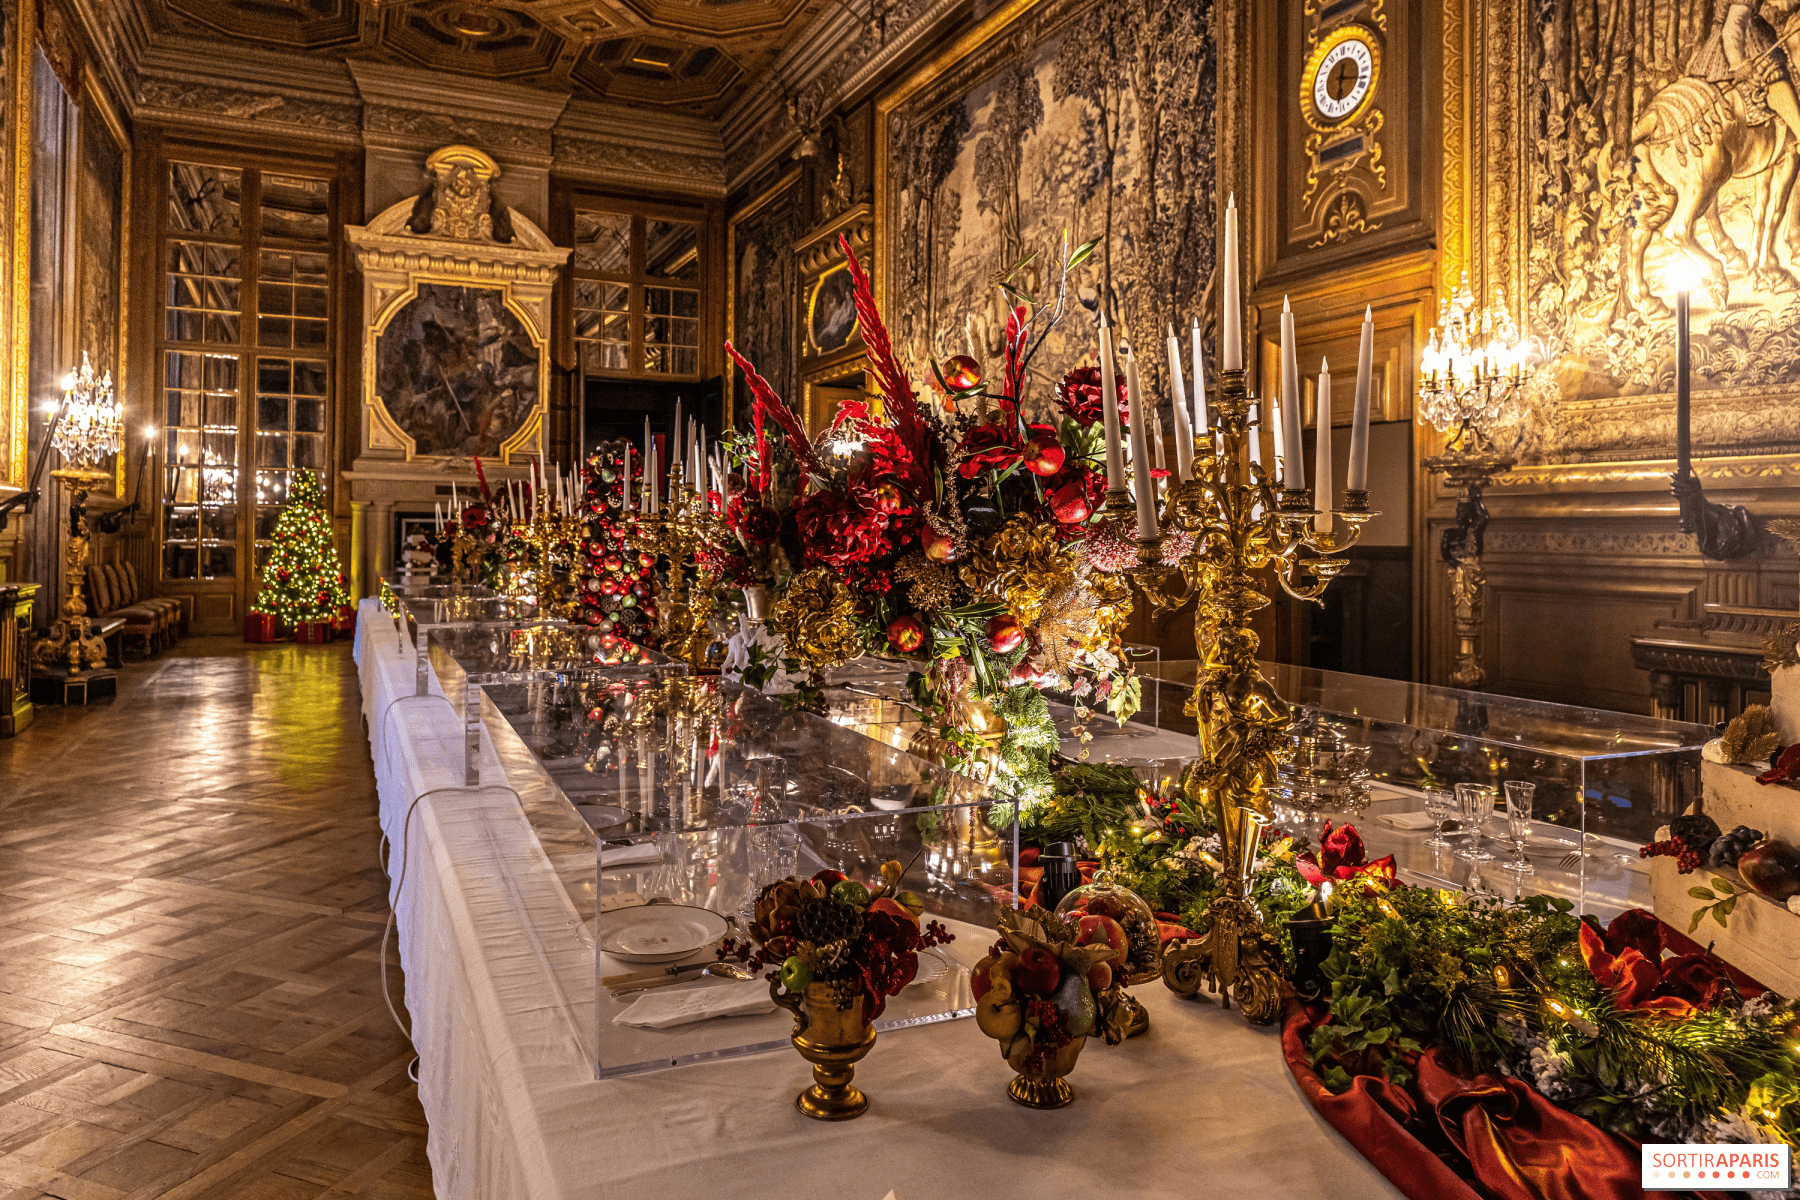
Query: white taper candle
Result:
<box><xmin>1315</xmin><ymin>358</ymin><xmax>1333</xmax><ymax>534</ymax></box>
<box><xmin>1099</xmin><ymin>314</ymin><xmax>1126</xmax><ymax>491</ymax></box>
<box><xmin>1348</xmin><ymin>305</ymin><xmax>1374</xmax><ymax>493</ymax></box>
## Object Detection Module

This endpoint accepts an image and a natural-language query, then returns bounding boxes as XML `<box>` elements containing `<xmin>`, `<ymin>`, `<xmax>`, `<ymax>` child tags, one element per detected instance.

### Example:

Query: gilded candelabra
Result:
<box><xmin>1112</xmin><ymin>366</ymin><xmax>1375</xmax><ymax>1024</ymax></box>
<box><xmin>32</xmin><ymin>466</ymin><xmax>112</xmax><ymax>674</ymax></box>
<box><xmin>630</xmin><ymin>463</ymin><xmax>727</xmax><ymax>668</ymax></box>
<box><xmin>517</xmin><ymin>509</ymin><xmax>584</xmax><ymax>620</ymax></box>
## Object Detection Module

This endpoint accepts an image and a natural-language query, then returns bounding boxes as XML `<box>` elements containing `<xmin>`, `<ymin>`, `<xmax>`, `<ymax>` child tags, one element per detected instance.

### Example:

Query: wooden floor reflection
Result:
<box><xmin>0</xmin><ymin>638</ymin><xmax>433</xmax><ymax>1199</ymax></box>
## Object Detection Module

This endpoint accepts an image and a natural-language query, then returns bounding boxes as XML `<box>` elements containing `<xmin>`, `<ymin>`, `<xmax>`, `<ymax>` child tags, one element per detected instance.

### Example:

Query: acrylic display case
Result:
<box><xmin>425</xmin><ymin>630</ymin><xmax>1015</xmax><ymax>1080</ymax></box>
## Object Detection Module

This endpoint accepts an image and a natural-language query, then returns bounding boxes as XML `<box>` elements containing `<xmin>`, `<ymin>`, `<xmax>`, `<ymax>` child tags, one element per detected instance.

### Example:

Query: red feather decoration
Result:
<box><xmin>472</xmin><ymin>455</ymin><xmax>494</xmax><ymax>504</ymax></box>
<box><xmin>725</xmin><ymin>341</ymin><xmax>824</xmax><ymax>485</ymax></box>
<box><xmin>839</xmin><ymin>234</ymin><xmax>933</xmax><ymax>497</ymax></box>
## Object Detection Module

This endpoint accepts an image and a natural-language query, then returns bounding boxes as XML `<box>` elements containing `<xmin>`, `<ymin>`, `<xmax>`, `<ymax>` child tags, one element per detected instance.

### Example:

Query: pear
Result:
<box><xmin>975</xmin><ymin>979</ymin><xmax>1023</xmax><ymax>1041</ymax></box>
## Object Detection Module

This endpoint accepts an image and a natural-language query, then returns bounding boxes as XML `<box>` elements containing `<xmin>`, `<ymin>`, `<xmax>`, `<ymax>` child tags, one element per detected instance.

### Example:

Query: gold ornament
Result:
<box><xmin>769</xmin><ymin>568</ymin><xmax>866</xmax><ymax>672</ymax></box>
<box><xmin>892</xmin><ymin>552</ymin><xmax>963</xmax><ymax>615</ymax></box>
<box><xmin>959</xmin><ymin>515</ymin><xmax>1075</xmax><ymax>626</ymax></box>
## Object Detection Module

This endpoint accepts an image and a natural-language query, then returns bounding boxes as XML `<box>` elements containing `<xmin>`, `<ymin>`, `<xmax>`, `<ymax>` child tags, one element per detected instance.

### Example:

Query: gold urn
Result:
<box><xmin>770</xmin><ymin>980</ymin><xmax>876</xmax><ymax>1120</ymax></box>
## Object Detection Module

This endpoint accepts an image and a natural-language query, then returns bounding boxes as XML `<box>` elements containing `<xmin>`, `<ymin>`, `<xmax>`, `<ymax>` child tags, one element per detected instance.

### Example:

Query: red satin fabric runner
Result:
<box><xmin>1281</xmin><ymin>907</ymin><xmax>1758</xmax><ymax>1200</ymax></box>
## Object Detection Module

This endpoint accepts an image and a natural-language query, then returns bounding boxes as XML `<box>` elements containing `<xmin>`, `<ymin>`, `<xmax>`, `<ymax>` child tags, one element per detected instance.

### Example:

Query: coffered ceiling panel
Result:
<box><xmin>150</xmin><ymin>0</ymin><xmax>821</xmax><ymax>114</ymax></box>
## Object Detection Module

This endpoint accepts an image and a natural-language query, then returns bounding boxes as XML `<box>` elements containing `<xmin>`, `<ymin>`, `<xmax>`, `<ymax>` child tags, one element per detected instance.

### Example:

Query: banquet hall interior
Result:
<box><xmin>2</xmin><ymin>0</ymin><xmax>1800</xmax><ymax>1196</ymax></box>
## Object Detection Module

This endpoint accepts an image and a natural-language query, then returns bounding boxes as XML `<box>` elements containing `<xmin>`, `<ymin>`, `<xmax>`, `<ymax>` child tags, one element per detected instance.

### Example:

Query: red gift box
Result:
<box><xmin>294</xmin><ymin>620</ymin><xmax>332</xmax><ymax>645</ymax></box>
<box><xmin>332</xmin><ymin>604</ymin><xmax>357</xmax><ymax>637</ymax></box>
<box><xmin>244</xmin><ymin>612</ymin><xmax>279</xmax><ymax>643</ymax></box>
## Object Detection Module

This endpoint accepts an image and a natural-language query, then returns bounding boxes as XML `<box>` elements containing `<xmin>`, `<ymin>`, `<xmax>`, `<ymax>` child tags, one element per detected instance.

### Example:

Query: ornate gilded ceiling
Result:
<box><xmin>147</xmin><ymin>0</ymin><xmax>824</xmax><ymax>114</ymax></box>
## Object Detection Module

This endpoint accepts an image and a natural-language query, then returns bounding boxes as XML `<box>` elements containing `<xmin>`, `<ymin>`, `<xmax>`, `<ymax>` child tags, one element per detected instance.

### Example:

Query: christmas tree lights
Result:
<box><xmin>251</xmin><ymin>470</ymin><xmax>352</xmax><ymax>627</ymax></box>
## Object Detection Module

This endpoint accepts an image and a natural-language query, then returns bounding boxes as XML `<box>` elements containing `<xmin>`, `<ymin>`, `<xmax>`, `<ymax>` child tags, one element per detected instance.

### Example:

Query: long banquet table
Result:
<box><xmin>352</xmin><ymin>600</ymin><xmax>1405</xmax><ymax>1200</ymax></box>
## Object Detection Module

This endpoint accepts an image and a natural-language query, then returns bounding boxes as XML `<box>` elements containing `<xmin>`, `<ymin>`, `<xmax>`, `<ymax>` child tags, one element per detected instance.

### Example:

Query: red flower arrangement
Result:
<box><xmin>1295</xmin><ymin>821</ymin><xmax>1396</xmax><ymax>891</ymax></box>
<box><xmin>1054</xmin><ymin>365</ymin><xmax>1130</xmax><ymax>428</ymax></box>
<box><xmin>720</xmin><ymin>864</ymin><xmax>954</xmax><ymax>1022</ymax></box>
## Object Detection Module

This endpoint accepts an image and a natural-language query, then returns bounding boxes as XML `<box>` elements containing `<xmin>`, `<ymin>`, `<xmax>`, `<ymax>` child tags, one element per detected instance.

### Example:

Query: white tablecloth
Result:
<box><xmin>353</xmin><ymin>599</ymin><xmax>1404</xmax><ymax>1200</ymax></box>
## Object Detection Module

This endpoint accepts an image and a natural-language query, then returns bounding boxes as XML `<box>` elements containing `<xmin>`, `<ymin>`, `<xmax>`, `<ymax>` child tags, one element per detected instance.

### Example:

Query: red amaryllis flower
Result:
<box><xmin>794</xmin><ymin>489</ymin><xmax>891</xmax><ymax>567</ymax></box>
<box><xmin>733</xmin><ymin>504</ymin><xmax>781</xmax><ymax>546</ymax></box>
<box><xmin>460</xmin><ymin>504</ymin><xmax>491</xmax><ymax>530</ymax></box>
<box><xmin>957</xmin><ymin>422</ymin><xmax>1024</xmax><ymax>479</ymax></box>
<box><xmin>1295</xmin><ymin>821</ymin><xmax>1396</xmax><ymax>889</ymax></box>
<box><xmin>1056</xmin><ymin>366</ymin><xmax>1129</xmax><ymax>428</ymax></box>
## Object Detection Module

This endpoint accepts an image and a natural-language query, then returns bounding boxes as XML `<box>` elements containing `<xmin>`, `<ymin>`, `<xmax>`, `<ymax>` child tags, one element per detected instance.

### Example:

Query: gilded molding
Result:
<box><xmin>552</xmin><ymin>132</ymin><xmax>726</xmax><ymax>195</ymax></box>
<box><xmin>7</xmin><ymin>0</ymin><xmax>34</xmax><ymax>490</ymax></box>
<box><xmin>135</xmin><ymin>77</ymin><xmax>361</xmax><ymax>132</ymax></box>
<box><xmin>1484</xmin><ymin>530</ymin><xmax>1698</xmax><ymax>557</ymax></box>
<box><xmin>347</xmin><ymin>189</ymin><xmax>570</xmax><ymax>465</ymax></box>
<box><xmin>364</xmin><ymin>104</ymin><xmax>552</xmax><ymax>159</ymax></box>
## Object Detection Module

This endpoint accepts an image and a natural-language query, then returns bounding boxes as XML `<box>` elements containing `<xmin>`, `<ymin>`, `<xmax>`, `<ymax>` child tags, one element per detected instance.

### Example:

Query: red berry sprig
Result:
<box><xmin>1640</xmin><ymin>836</ymin><xmax>1701</xmax><ymax>873</ymax></box>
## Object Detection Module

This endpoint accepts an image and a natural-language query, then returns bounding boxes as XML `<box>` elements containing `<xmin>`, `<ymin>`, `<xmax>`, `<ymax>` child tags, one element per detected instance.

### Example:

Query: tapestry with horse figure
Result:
<box><xmin>1528</xmin><ymin>0</ymin><xmax>1800</xmax><ymax>461</ymax></box>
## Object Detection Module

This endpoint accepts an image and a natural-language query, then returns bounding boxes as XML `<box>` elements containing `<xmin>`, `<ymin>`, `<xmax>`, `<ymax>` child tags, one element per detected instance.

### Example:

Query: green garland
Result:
<box><xmin>1310</xmin><ymin>885</ymin><xmax>1800</xmax><ymax>1149</ymax></box>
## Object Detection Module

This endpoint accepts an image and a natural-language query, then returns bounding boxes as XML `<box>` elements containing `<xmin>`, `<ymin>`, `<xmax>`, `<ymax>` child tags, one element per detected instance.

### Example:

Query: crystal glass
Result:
<box><xmin>1423</xmin><ymin>787</ymin><xmax>1456</xmax><ymax>849</ymax></box>
<box><xmin>1503</xmin><ymin>780</ymin><xmax>1536</xmax><ymax>876</ymax></box>
<box><xmin>1454</xmin><ymin>782</ymin><xmax>1495</xmax><ymax>861</ymax></box>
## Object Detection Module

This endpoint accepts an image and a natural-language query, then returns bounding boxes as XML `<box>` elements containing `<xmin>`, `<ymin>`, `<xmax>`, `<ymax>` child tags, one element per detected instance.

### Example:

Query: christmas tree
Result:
<box><xmin>252</xmin><ymin>470</ymin><xmax>352</xmax><ymax>627</ymax></box>
<box><xmin>578</xmin><ymin>440</ymin><xmax>659</xmax><ymax>651</ymax></box>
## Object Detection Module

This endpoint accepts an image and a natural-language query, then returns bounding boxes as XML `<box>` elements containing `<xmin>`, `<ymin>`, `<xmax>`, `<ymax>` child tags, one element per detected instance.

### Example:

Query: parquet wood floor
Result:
<box><xmin>0</xmin><ymin>638</ymin><xmax>434</xmax><ymax>1200</ymax></box>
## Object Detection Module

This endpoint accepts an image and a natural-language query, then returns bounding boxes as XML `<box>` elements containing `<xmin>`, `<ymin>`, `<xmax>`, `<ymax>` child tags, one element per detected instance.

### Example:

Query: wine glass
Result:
<box><xmin>1502</xmin><ymin>780</ymin><xmax>1536</xmax><ymax>876</ymax></box>
<box><xmin>1454</xmin><ymin>783</ymin><xmax>1495</xmax><ymax>861</ymax></box>
<box><xmin>1423</xmin><ymin>788</ymin><xmax>1456</xmax><ymax>849</ymax></box>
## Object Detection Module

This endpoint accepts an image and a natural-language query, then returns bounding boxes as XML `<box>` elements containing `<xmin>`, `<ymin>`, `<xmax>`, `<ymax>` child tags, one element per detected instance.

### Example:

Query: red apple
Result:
<box><xmin>986</xmin><ymin>613</ymin><xmax>1025</xmax><ymax>654</ymax></box>
<box><xmin>874</xmin><ymin>483</ymin><xmax>906</xmax><ymax>514</ymax></box>
<box><xmin>1014</xmin><ymin>946</ymin><xmax>1062</xmax><ymax>995</ymax></box>
<box><xmin>1086</xmin><ymin>961</ymin><xmax>1112</xmax><ymax>993</ymax></box>
<box><xmin>921</xmin><ymin>525</ymin><xmax>957</xmax><ymax>563</ymax></box>
<box><xmin>1737</xmin><ymin>839</ymin><xmax>1800</xmax><ymax>901</ymax></box>
<box><xmin>1075</xmin><ymin>913</ymin><xmax>1128</xmax><ymax>963</ymax></box>
<box><xmin>942</xmin><ymin>355</ymin><xmax>984</xmax><ymax>392</ymax></box>
<box><xmin>886</xmin><ymin>615</ymin><xmax>925</xmax><ymax>654</ymax></box>
<box><xmin>1050</xmin><ymin>479</ymin><xmax>1092</xmax><ymax>524</ymax></box>
<box><xmin>1021</xmin><ymin>435</ymin><xmax>1066</xmax><ymax>477</ymax></box>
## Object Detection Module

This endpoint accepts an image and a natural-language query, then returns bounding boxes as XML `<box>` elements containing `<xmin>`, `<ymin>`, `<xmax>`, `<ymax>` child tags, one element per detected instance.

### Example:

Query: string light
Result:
<box><xmin>250</xmin><ymin>470</ymin><xmax>351</xmax><ymax>626</ymax></box>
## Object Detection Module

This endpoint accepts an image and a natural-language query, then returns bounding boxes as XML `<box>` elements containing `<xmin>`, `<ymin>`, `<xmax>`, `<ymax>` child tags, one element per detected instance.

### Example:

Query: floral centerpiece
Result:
<box><xmin>721</xmin><ymin>233</ymin><xmax>1139</xmax><ymax>812</ymax></box>
<box><xmin>719</xmin><ymin>862</ymin><xmax>955</xmax><ymax>1119</ymax></box>
<box><xmin>971</xmin><ymin>903</ymin><xmax>1134</xmax><ymax>1107</ymax></box>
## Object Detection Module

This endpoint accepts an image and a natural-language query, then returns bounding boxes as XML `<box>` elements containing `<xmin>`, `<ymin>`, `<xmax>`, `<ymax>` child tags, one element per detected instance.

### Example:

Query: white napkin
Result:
<box><xmin>601</xmin><ymin>842</ymin><xmax>662</xmax><ymax>867</ymax></box>
<box><xmin>613</xmin><ymin>984</ymin><xmax>776</xmax><ymax>1029</ymax></box>
<box><xmin>1377</xmin><ymin>811</ymin><xmax>1438</xmax><ymax>831</ymax></box>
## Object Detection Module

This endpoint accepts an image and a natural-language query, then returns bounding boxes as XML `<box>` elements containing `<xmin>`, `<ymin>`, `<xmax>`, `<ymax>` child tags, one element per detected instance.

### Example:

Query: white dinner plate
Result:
<box><xmin>596</xmin><ymin>905</ymin><xmax>729</xmax><ymax>964</ymax></box>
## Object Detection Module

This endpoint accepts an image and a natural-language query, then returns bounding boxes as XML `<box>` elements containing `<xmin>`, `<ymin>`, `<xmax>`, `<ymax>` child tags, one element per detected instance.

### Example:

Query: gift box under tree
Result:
<box><xmin>249</xmin><ymin>470</ymin><xmax>352</xmax><ymax>644</ymax></box>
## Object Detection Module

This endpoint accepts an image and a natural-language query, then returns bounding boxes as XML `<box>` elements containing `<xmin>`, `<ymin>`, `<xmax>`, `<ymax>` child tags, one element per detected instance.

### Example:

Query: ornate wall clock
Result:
<box><xmin>1301</xmin><ymin>24</ymin><xmax>1380</xmax><ymax>131</ymax></box>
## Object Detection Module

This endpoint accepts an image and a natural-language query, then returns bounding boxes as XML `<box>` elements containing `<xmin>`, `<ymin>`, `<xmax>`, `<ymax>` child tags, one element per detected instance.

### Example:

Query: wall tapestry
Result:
<box><xmin>880</xmin><ymin>0</ymin><xmax>1216</xmax><ymax>419</ymax></box>
<box><xmin>76</xmin><ymin>102</ymin><xmax>122</xmax><ymax>416</ymax></box>
<box><xmin>728</xmin><ymin>170</ymin><xmax>803</xmax><ymax>424</ymax></box>
<box><xmin>375</xmin><ymin>283</ymin><xmax>537</xmax><ymax>457</ymax></box>
<box><xmin>1527</xmin><ymin>0</ymin><xmax>1800</xmax><ymax>460</ymax></box>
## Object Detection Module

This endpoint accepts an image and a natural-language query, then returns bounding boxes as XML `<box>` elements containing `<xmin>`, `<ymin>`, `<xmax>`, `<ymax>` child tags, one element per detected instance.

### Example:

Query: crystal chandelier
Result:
<box><xmin>1418</xmin><ymin>273</ymin><xmax>1529</xmax><ymax>449</ymax></box>
<box><xmin>52</xmin><ymin>352</ymin><xmax>122</xmax><ymax>472</ymax></box>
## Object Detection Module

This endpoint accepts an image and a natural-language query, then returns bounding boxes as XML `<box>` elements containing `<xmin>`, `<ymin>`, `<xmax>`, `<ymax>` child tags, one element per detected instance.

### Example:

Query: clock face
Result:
<box><xmin>1302</xmin><ymin>26</ymin><xmax>1380</xmax><ymax>129</ymax></box>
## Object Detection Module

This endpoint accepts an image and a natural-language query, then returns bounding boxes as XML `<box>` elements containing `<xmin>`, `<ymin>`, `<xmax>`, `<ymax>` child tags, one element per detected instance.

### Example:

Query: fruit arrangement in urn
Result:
<box><xmin>720</xmin><ymin>862</ymin><xmax>955</xmax><ymax>1119</ymax></box>
<box><xmin>971</xmin><ymin>904</ymin><xmax>1133</xmax><ymax>1108</ymax></box>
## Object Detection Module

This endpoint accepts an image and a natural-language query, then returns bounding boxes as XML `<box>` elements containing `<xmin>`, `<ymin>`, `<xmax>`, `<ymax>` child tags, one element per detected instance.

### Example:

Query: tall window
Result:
<box><xmin>572</xmin><ymin>206</ymin><xmax>701</xmax><ymax>377</ymax></box>
<box><xmin>160</xmin><ymin>162</ymin><xmax>333</xmax><ymax>582</ymax></box>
